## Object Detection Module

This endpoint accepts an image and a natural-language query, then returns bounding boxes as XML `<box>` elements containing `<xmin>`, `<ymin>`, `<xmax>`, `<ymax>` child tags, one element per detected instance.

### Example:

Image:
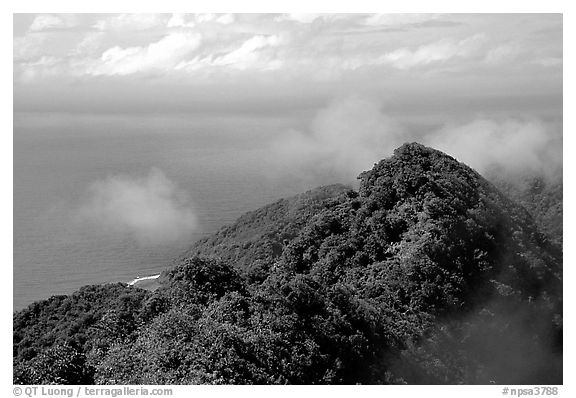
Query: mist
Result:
<box><xmin>425</xmin><ymin>118</ymin><xmax>563</xmax><ymax>178</ymax></box>
<box><xmin>391</xmin><ymin>296</ymin><xmax>562</xmax><ymax>384</ymax></box>
<box><xmin>77</xmin><ymin>168</ymin><xmax>198</xmax><ymax>246</ymax></box>
<box><xmin>270</xmin><ymin>97</ymin><xmax>404</xmax><ymax>182</ymax></box>
<box><xmin>269</xmin><ymin>96</ymin><xmax>562</xmax><ymax>183</ymax></box>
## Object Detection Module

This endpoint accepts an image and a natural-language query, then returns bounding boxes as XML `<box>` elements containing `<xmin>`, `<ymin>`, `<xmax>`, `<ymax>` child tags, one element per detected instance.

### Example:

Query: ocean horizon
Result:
<box><xmin>13</xmin><ymin>111</ymin><xmax>336</xmax><ymax>310</ymax></box>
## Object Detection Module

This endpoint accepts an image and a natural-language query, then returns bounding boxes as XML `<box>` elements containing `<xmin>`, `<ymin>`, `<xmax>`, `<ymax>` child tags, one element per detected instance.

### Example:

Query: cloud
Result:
<box><xmin>167</xmin><ymin>13</ymin><xmax>235</xmax><ymax>28</ymax></box>
<box><xmin>425</xmin><ymin>118</ymin><xmax>562</xmax><ymax>176</ymax></box>
<box><xmin>270</xmin><ymin>96</ymin><xmax>562</xmax><ymax>183</ymax></box>
<box><xmin>167</xmin><ymin>13</ymin><xmax>195</xmax><ymax>28</ymax></box>
<box><xmin>196</xmin><ymin>13</ymin><xmax>235</xmax><ymax>25</ymax></box>
<box><xmin>211</xmin><ymin>35</ymin><xmax>281</xmax><ymax>70</ymax></box>
<box><xmin>532</xmin><ymin>57</ymin><xmax>562</xmax><ymax>67</ymax></box>
<box><xmin>27</xmin><ymin>14</ymin><xmax>83</xmax><ymax>32</ymax></box>
<box><xmin>175</xmin><ymin>34</ymin><xmax>283</xmax><ymax>72</ymax></box>
<box><xmin>364</xmin><ymin>13</ymin><xmax>440</xmax><ymax>27</ymax></box>
<box><xmin>77</xmin><ymin>169</ymin><xmax>198</xmax><ymax>246</ymax></box>
<box><xmin>379</xmin><ymin>34</ymin><xmax>486</xmax><ymax>69</ymax></box>
<box><xmin>271</xmin><ymin>97</ymin><xmax>403</xmax><ymax>181</ymax></box>
<box><xmin>73</xmin><ymin>32</ymin><xmax>106</xmax><ymax>56</ymax></box>
<box><xmin>14</xmin><ymin>14</ymin><xmax>561</xmax><ymax>86</ymax></box>
<box><xmin>93</xmin><ymin>14</ymin><xmax>168</xmax><ymax>31</ymax></box>
<box><xmin>276</xmin><ymin>13</ymin><xmax>324</xmax><ymax>23</ymax></box>
<box><xmin>215</xmin><ymin>14</ymin><xmax>235</xmax><ymax>25</ymax></box>
<box><xmin>14</xmin><ymin>34</ymin><xmax>46</xmax><ymax>62</ymax></box>
<box><xmin>484</xmin><ymin>43</ymin><xmax>523</xmax><ymax>64</ymax></box>
<box><xmin>338</xmin><ymin>34</ymin><xmax>487</xmax><ymax>71</ymax></box>
<box><xmin>29</xmin><ymin>14</ymin><xmax>66</xmax><ymax>32</ymax></box>
<box><xmin>13</xmin><ymin>13</ymin><xmax>562</xmax><ymax>122</ymax></box>
<box><xmin>275</xmin><ymin>13</ymin><xmax>360</xmax><ymax>25</ymax></box>
<box><xmin>17</xmin><ymin>56</ymin><xmax>65</xmax><ymax>82</ymax></box>
<box><xmin>88</xmin><ymin>32</ymin><xmax>202</xmax><ymax>76</ymax></box>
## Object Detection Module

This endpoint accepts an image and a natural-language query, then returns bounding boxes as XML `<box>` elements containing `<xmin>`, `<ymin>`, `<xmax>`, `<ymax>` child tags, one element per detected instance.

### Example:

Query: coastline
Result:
<box><xmin>127</xmin><ymin>274</ymin><xmax>161</xmax><ymax>288</ymax></box>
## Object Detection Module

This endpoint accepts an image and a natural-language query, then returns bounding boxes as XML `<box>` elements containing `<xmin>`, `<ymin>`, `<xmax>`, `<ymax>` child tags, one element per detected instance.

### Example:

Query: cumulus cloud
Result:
<box><xmin>425</xmin><ymin>118</ymin><xmax>562</xmax><ymax>176</ymax></box>
<box><xmin>77</xmin><ymin>169</ymin><xmax>198</xmax><ymax>246</ymax></box>
<box><xmin>88</xmin><ymin>32</ymin><xmax>201</xmax><ymax>76</ymax></box>
<box><xmin>167</xmin><ymin>13</ymin><xmax>195</xmax><ymax>28</ymax></box>
<box><xmin>271</xmin><ymin>97</ymin><xmax>403</xmax><ymax>181</ymax></box>
<box><xmin>13</xmin><ymin>14</ymin><xmax>562</xmax><ymax>86</ymax></box>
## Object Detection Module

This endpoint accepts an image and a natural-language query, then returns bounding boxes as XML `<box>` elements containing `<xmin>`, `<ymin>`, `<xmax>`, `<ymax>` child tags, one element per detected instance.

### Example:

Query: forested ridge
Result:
<box><xmin>14</xmin><ymin>143</ymin><xmax>562</xmax><ymax>385</ymax></box>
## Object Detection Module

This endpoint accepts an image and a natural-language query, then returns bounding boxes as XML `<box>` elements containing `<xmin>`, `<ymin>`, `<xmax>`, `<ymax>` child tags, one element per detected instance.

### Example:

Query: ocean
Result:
<box><xmin>13</xmin><ymin>111</ymin><xmax>332</xmax><ymax>310</ymax></box>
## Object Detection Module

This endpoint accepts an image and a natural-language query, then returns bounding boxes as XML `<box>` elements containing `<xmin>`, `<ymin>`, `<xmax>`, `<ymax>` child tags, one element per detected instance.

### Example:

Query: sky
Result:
<box><xmin>12</xmin><ymin>13</ymin><xmax>564</xmax><ymax>184</ymax></box>
<box><xmin>13</xmin><ymin>13</ymin><xmax>562</xmax><ymax>119</ymax></box>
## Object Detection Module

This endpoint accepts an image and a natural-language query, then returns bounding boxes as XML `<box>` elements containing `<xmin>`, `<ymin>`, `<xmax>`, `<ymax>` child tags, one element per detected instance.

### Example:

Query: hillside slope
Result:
<box><xmin>491</xmin><ymin>174</ymin><xmax>562</xmax><ymax>246</ymax></box>
<box><xmin>187</xmin><ymin>183</ymin><xmax>351</xmax><ymax>282</ymax></box>
<box><xmin>14</xmin><ymin>143</ymin><xmax>562</xmax><ymax>385</ymax></box>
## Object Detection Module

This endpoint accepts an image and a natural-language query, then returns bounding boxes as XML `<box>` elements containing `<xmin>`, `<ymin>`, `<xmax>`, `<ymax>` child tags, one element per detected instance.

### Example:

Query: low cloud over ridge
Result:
<box><xmin>78</xmin><ymin>168</ymin><xmax>198</xmax><ymax>246</ymax></box>
<box><xmin>271</xmin><ymin>96</ymin><xmax>562</xmax><ymax>182</ymax></box>
<box><xmin>271</xmin><ymin>97</ymin><xmax>403</xmax><ymax>181</ymax></box>
<box><xmin>426</xmin><ymin>118</ymin><xmax>562</xmax><ymax>178</ymax></box>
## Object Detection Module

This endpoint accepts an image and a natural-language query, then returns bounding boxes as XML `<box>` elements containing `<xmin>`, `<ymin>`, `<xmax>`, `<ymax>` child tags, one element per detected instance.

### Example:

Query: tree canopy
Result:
<box><xmin>14</xmin><ymin>143</ymin><xmax>562</xmax><ymax>385</ymax></box>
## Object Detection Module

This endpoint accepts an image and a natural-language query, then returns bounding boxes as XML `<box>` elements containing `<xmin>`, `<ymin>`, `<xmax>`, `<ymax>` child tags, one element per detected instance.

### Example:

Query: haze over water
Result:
<box><xmin>13</xmin><ymin>111</ymin><xmax>325</xmax><ymax>310</ymax></box>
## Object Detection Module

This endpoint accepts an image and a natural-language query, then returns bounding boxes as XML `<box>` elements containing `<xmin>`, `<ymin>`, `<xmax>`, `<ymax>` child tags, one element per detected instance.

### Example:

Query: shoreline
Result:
<box><xmin>127</xmin><ymin>274</ymin><xmax>161</xmax><ymax>286</ymax></box>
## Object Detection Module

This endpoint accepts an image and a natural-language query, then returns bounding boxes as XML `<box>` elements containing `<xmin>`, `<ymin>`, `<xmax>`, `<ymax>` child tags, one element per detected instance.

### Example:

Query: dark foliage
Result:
<box><xmin>14</xmin><ymin>143</ymin><xmax>562</xmax><ymax>384</ymax></box>
<box><xmin>187</xmin><ymin>184</ymin><xmax>351</xmax><ymax>283</ymax></box>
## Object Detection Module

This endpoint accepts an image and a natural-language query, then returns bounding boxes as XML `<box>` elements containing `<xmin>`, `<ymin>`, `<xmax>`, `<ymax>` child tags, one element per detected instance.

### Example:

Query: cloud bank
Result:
<box><xmin>13</xmin><ymin>14</ymin><xmax>561</xmax><ymax>82</ymax></box>
<box><xmin>78</xmin><ymin>169</ymin><xmax>198</xmax><ymax>246</ymax></box>
<box><xmin>271</xmin><ymin>97</ymin><xmax>561</xmax><ymax>182</ymax></box>
<box><xmin>13</xmin><ymin>14</ymin><xmax>561</xmax><ymax>117</ymax></box>
<box><xmin>426</xmin><ymin>118</ymin><xmax>562</xmax><ymax>177</ymax></box>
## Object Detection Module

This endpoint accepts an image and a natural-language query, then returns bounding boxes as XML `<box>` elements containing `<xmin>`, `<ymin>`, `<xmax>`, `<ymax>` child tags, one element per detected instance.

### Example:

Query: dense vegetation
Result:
<box><xmin>491</xmin><ymin>173</ymin><xmax>562</xmax><ymax>246</ymax></box>
<box><xmin>13</xmin><ymin>143</ymin><xmax>562</xmax><ymax>384</ymax></box>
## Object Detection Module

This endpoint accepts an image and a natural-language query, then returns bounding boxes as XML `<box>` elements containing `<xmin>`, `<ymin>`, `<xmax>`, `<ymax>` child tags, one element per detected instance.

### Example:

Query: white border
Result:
<box><xmin>3</xmin><ymin>1</ymin><xmax>573</xmax><ymax>396</ymax></box>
